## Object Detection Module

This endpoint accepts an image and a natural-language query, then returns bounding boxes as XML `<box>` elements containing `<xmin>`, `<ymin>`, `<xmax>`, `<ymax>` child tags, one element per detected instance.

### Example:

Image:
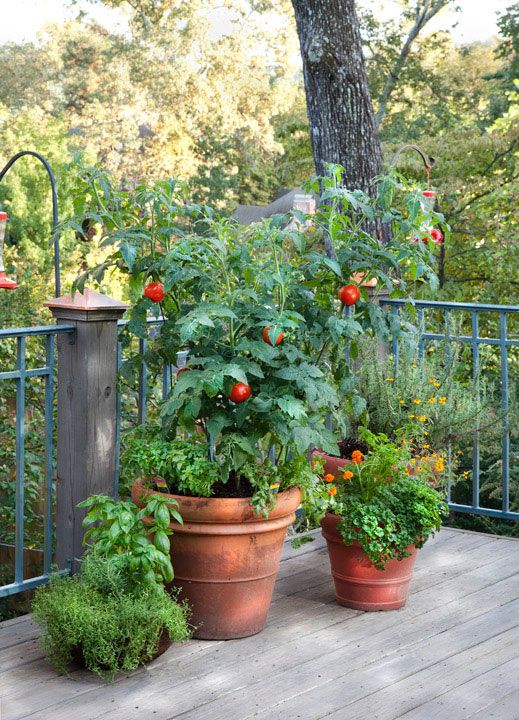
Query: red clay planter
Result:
<box><xmin>132</xmin><ymin>479</ymin><xmax>301</xmax><ymax>639</ymax></box>
<box><xmin>311</xmin><ymin>448</ymin><xmax>349</xmax><ymax>478</ymax></box>
<box><xmin>321</xmin><ymin>512</ymin><xmax>417</xmax><ymax>611</ymax></box>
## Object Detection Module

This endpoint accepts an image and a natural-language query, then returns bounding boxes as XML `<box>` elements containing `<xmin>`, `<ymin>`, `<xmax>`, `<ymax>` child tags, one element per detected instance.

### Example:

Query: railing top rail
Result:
<box><xmin>0</xmin><ymin>324</ymin><xmax>76</xmax><ymax>340</ymax></box>
<box><xmin>117</xmin><ymin>318</ymin><xmax>165</xmax><ymax>328</ymax></box>
<box><xmin>384</xmin><ymin>299</ymin><xmax>519</xmax><ymax>313</ymax></box>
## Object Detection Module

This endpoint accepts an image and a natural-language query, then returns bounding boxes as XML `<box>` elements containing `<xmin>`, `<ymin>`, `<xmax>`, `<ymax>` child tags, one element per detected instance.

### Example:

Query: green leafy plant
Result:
<box><xmin>32</xmin><ymin>554</ymin><xmax>190</xmax><ymax>678</ymax></box>
<box><xmin>78</xmin><ymin>493</ymin><xmax>182</xmax><ymax>587</ymax></box>
<box><xmin>348</xmin><ymin>336</ymin><xmax>498</xmax><ymax>452</ymax></box>
<box><xmin>122</xmin><ymin>429</ymin><xmax>220</xmax><ymax>498</ymax></box>
<box><xmin>32</xmin><ymin>492</ymin><xmax>191</xmax><ymax>677</ymax></box>
<box><xmin>318</xmin><ymin>429</ymin><xmax>448</xmax><ymax>569</ymax></box>
<box><xmin>69</xmin><ymin>164</ymin><xmax>441</xmax><ymax>511</ymax></box>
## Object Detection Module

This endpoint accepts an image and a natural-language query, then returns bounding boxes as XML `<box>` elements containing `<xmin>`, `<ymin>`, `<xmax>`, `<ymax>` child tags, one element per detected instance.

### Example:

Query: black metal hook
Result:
<box><xmin>0</xmin><ymin>151</ymin><xmax>61</xmax><ymax>297</ymax></box>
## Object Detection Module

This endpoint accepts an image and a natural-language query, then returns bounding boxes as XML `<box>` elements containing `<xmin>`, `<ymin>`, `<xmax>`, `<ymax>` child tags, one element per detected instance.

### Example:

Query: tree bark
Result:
<box><xmin>291</xmin><ymin>0</ymin><xmax>383</xmax><ymax>195</ymax></box>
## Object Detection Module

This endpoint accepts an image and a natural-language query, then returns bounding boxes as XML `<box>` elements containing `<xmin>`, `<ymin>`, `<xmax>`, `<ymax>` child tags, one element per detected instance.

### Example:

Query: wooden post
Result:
<box><xmin>44</xmin><ymin>289</ymin><xmax>127</xmax><ymax>571</ymax></box>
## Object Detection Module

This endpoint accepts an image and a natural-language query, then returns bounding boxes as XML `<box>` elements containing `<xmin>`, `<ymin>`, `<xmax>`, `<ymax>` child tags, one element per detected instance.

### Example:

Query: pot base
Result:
<box><xmin>321</xmin><ymin>513</ymin><xmax>417</xmax><ymax>611</ymax></box>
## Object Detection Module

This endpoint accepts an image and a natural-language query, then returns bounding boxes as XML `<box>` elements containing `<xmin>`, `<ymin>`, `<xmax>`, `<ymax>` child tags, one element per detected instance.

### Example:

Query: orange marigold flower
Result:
<box><xmin>342</xmin><ymin>470</ymin><xmax>353</xmax><ymax>480</ymax></box>
<box><xmin>324</xmin><ymin>473</ymin><xmax>335</xmax><ymax>483</ymax></box>
<box><xmin>351</xmin><ymin>450</ymin><xmax>363</xmax><ymax>464</ymax></box>
<box><xmin>327</xmin><ymin>485</ymin><xmax>337</xmax><ymax>496</ymax></box>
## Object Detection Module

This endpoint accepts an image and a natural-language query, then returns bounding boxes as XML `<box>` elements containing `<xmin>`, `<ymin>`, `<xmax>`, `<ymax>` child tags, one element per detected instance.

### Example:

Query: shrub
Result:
<box><xmin>32</xmin><ymin>554</ymin><xmax>190</xmax><ymax>677</ymax></box>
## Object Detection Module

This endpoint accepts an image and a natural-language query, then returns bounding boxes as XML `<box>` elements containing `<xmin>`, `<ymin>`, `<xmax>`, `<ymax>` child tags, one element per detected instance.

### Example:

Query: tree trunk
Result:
<box><xmin>291</xmin><ymin>0</ymin><xmax>383</xmax><ymax>195</ymax></box>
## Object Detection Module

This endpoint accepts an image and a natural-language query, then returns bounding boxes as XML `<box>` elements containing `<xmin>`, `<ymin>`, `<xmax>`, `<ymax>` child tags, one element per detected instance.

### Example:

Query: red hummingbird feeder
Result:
<box><xmin>0</xmin><ymin>211</ymin><xmax>18</xmax><ymax>290</ymax></box>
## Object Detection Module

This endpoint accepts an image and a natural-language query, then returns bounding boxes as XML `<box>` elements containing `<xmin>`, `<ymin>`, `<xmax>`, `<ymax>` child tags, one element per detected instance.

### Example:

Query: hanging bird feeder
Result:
<box><xmin>0</xmin><ymin>211</ymin><xmax>17</xmax><ymax>289</ymax></box>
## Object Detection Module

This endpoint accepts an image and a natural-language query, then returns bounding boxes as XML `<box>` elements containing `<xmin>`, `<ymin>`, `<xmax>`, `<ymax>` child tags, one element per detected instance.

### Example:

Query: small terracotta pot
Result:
<box><xmin>311</xmin><ymin>448</ymin><xmax>350</xmax><ymax>478</ymax></box>
<box><xmin>321</xmin><ymin>513</ymin><xmax>417</xmax><ymax>611</ymax></box>
<box><xmin>132</xmin><ymin>479</ymin><xmax>301</xmax><ymax>640</ymax></box>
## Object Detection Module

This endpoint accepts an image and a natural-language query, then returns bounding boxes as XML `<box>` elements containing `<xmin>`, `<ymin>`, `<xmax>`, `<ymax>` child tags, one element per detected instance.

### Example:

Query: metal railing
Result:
<box><xmin>385</xmin><ymin>299</ymin><xmax>519</xmax><ymax>521</ymax></box>
<box><xmin>1</xmin><ymin>300</ymin><xmax>517</xmax><ymax>601</ymax></box>
<box><xmin>0</xmin><ymin>324</ymin><xmax>75</xmax><ymax>598</ymax></box>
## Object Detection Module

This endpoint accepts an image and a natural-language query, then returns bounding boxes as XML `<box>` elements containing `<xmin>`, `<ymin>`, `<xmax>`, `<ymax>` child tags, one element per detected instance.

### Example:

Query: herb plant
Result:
<box><xmin>320</xmin><ymin>428</ymin><xmax>448</xmax><ymax>569</ymax></box>
<box><xmin>32</xmin><ymin>554</ymin><xmax>190</xmax><ymax>678</ymax></box>
<box><xmin>32</xmin><ymin>492</ymin><xmax>191</xmax><ymax>677</ymax></box>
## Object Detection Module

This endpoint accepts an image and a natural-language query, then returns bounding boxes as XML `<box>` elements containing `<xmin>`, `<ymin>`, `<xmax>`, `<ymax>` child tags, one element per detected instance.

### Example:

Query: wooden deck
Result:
<box><xmin>1</xmin><ymin>527</ymin><xmax>518</xmax><ymax>720</ymax></box>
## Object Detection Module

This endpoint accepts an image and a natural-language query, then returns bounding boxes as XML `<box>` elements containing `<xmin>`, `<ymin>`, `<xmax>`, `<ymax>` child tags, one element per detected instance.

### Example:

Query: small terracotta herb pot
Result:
<box><xmin>132</xmin><ymin>479</ymin><xmax>301</xmax><ymax>640</ymax></box>
<box><xmin>321</xmin><ymin>513</ymin><xmax>417</xmax><ymax>611</ymax></box>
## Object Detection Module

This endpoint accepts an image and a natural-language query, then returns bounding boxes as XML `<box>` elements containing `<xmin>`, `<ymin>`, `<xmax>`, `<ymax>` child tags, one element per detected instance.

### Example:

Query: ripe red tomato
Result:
<box><xmin>143</xmin><ymin>281</ymin><xmax>165</xmax><ymax>303</ymax></box>
<box><xmin>430</xmin><ymin>228</ymin><xmax>444</xmax><ymax>244</ymax></box>
<box><xmin>338</xmin><ymin>284</ymin><xmax>360</xmax><ymax>306</ymax></box>
<box><xmin>229</xmin><ymin>382</ymin><xmax>251</xmax><ymax>403</ymax></box>
<box><xmin>262</xmin><ymin>326</ymin><xmax>284</xmax><ymax>346</ymax></box>
<box><xmin>176</xmin><ymin>367</ymin><xmax>189</xmax><ymax>377</ymax></box>
<box><xmin>422</xmin><ymin>190</ymin><xmax>436</xmax><ymax>198</ymax></box>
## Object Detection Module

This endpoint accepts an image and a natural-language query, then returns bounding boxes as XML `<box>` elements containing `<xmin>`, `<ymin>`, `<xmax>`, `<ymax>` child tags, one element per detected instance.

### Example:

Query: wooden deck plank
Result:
<box><xmin>396</xmin><ymin>656</ymin><xmax>519</xmax><ymax>719</ymax></box>
<box><xmin>465</xmin><ymin>689</ymin><xmax>519</xmax><ymax>720</ymax></box>
<box><xmin>11</xmin><ymin>546</ymin><xmax>518</xmax><ymax>720</ymax></box>
<box><xmin>0</xmin><ymin>528</ymin><xmax>517</xmax><ymax>720</ymax></box>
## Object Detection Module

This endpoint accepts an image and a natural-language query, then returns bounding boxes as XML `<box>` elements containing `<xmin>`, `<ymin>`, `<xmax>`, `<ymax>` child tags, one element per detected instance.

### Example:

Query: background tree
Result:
<box><xmin>290</xmin><ymin>0</ymin><xmax>383</xmax><ymax>195</ymax></box>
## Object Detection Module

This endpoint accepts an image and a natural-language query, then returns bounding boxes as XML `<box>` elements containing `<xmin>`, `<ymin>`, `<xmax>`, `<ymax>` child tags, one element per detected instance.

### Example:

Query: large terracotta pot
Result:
<box><xmin>321</xmin><ymin>513</ymin><xmax>417</xmax><ymax>611</ymax></box>
<box><xmin>132</xmin><ymin>479</ymin><xmax>301</xmax><ymax>640</ymax></box>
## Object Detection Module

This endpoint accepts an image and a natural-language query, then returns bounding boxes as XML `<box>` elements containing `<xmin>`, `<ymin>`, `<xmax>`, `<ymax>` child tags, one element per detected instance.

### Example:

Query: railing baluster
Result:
<box><xmin>162</xmin><ymin>363</ymin><xmax>171</xmax><ymax>400</ymax></box>
<box><xmin>444</xmin><ymin>309</ymin><xmax>452</xmax><ymax>364</ymax></box>
<box><xmin>14</xmin><ymin>336</ymin><xmax>26</xmax><ymax>585</ymax></box>
<box><xmin>499</xmin><ymin>313</ymin><xmax>510</xmax><ymax>514</ymax></box>
<box><xmin>138</xmin><ymin>338</ymin><xmax>148</xmax><ymax>426</ymax></box>
<box><xmin>391</xmin><ymin>305</ymin><xmax>399</xmax><ymax>377</ymax></box>
<box><xmin>417</xmin><ymin>308</ymin><xmax>425</xmax><ymax>376</ymax></box>
<box><xmin>43</xmin><ymin>334</ymin><xmax>55</xmax><ymax>575</ymax></box>
<box><xmin>114</xmin><ymin>340</ymin><xmax>123</xmax><ymax>496</ymax></box>
<box><xmin>470</xmin><ymin>311</ymin><xmax>481</xmax><ymax>511</ymax></box>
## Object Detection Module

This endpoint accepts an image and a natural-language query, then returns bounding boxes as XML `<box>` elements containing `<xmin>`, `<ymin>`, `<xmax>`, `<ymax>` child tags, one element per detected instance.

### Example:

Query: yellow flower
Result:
<box><xmin>439</xmin><ymin>397</ymin><xmax>447</xmax><ymax>404</ymax></box>
<box><xmin>423</xmin><ymin>443</ymin><xmax>430</xmax><ymax>449</ymax></box>
<box><xmin>408</xmin><ymin>413</ymin><xmax>415</xmax><ymax>419</ymax></box>
<box><xmin>462</xmin><ymin>471</ymin><xmax>470</xmax><ymax>478</ymax></box>
<box><xmin>417</xmin><ymin>466</ymin><xmax>425</xmax><ymax>472</ymax></box>
<box><xmin>424</xmin><ymin>431</ymin><xmax>429</xmax><ymax>436</ymax></box>
<box><xmin>399</xmin><ymin>399</ymin><xmax>405</xmax><ymax>404</ymax></box>
<box><xmin>433</xmin><ymin>382</ymin><xmax>441</xmax><ymax>388</ymax></box>
<box><xmin>386</xmin><ymin>377</ymin><xmax>395</xmax><ymax>382</ymax></box>
<box><xmin>412</xmin><ymin>398</ymin><xmax>421</xmax><ymax>404</ymax></box>
<box><xmin>418</xmin><ymin>415</ymin><xmax>427</xmax><ymax>422</ymax></box>
<box><xmin>428</xmin><ymin>397</ymin><xmax>437</xmax><ymax>404</ymax></box>
<box><xmin>435</xmin><ymin>458</ymin><xmax>445</xmax><ymax>473</ymax></box>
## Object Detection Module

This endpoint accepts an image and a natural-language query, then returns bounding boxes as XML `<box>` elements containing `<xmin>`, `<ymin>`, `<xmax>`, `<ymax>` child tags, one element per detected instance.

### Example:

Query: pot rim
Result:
<box><xmin>131</xmin><ymin>477</ymin><xmax>301</xmax><ymax>524</ymax></box>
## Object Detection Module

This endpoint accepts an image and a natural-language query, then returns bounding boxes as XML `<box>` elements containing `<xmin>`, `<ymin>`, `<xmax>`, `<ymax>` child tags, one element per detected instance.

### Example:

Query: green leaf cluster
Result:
<box><xmin>32</xmin><ymin>554</ymin><xmax>190</xmax><ymax>678</ymax></box>
<box><xmin>319</xmin><ymin>429</ymin><xmax>448</xmax><ymax>569</ymax></box>
<box><xmin>78</xmin><ymin>493</ymin><xmax>181</xmax><ymax>588</ymax></box>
